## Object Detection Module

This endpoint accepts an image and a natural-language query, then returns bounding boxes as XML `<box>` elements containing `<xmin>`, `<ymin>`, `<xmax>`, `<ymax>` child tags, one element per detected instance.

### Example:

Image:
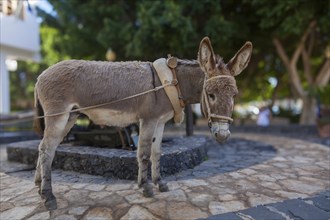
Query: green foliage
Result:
<box><xmin>249</xmin><ymin>0</ymin><xmax>329</xmax><ymax>37</ymax></box>
<box><xmin>40</xmin><ymin>25</ymin><xmax>71</xmax><ymax>65</ymax></box>
<box><xmin>274</xmin><ymin>107</ymin><xmax>301</xmax><ymax>124</ymax></box>
<box><xmin>315</xmin><ymin>85</ymin><xmax>330</xmax><ymax>106</ymax></box>
<box><xmin>10</xmin><ymin>60</ymin><xmax>37</xmax><ymax>111</ymax></box>
<box><xmin>45</xmin><ymin>0</ymin><xmax>263</xmax><ymax>61</ymax></box>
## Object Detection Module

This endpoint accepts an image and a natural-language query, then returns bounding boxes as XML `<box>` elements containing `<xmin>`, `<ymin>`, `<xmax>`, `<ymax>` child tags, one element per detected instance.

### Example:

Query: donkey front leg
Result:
<box><xmin>151</xmin><ymin>122</ymin><xmax>169</xmax><ymax>192</ymax></box>
<box><xmin>137</xmin><ymin>119</ymin><xmax>157</xmax><ymax>197</ymax></box>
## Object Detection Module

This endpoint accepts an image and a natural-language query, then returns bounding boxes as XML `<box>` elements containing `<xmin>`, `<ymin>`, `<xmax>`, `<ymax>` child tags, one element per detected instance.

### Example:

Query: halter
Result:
<box><xmin>202</xmin><ymin>75</ymin><xmax>234</xmax><ymax>127</ymax></box>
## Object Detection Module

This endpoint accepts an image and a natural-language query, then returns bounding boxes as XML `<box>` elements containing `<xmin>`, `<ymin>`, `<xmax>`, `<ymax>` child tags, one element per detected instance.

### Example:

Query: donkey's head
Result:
<box><xmin>198</xmin><ymin>37</ymin><xmax>252</xmax><ymax>143</ymax></box>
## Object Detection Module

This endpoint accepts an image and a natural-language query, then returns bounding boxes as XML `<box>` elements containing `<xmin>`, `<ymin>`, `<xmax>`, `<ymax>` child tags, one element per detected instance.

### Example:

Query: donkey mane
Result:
<box><xmin>177</xmin><ymin>57</ymin><xmax>226</xmax><ymax>69</ymax></box>
<box><xmin>215</xmin><ymin>56</ymin><xmax>226</xmax><ymax>69</ymax></box>
<box><xmin>177</xmin><ymin>59</ymin><xmax>200</xmax><ymax>67</ymax></box>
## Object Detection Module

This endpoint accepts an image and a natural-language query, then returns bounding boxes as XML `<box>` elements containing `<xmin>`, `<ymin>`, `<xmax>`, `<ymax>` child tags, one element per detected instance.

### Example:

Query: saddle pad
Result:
<box><xmin>153</xmin><ymin>58</ymin><xmax>184</xmax><ymax>124</ymax></box>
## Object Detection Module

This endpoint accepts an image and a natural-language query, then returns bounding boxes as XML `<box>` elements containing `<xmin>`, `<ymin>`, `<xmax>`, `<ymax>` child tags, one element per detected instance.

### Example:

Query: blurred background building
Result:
<box><xmin>0</xmin><ymin>0</ymin><xmax>40</xmax><ymax>113</ymax></box>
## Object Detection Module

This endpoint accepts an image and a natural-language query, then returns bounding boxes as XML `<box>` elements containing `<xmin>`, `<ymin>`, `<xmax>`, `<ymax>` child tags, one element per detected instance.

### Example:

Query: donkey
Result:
<box><xmin>33</xmin><ymin>37</ymin><xmax>252</xmax><ymax>210</ymax></box>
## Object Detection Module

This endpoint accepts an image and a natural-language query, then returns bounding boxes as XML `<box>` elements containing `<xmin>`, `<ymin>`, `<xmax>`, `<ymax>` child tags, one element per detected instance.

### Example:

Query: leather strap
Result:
<box><xmin>153</xmin><ymin>57</ymin><xmax>185</xmax><ymax>124</ymax></box>
<box><xmin>166</xmin><ymin>55</ymin><xmax>185</xmax><ymax>108</ymax></box>
<box><xmin>202</xmin><ymin>75</ymin><xmax>234</xmax><ymax>126</ymax></box>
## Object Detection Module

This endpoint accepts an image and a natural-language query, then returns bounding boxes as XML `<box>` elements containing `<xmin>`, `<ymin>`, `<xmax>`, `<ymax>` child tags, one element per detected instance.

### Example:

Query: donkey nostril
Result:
<box><xmin>214</xmin><ymin>133</ymin><xmax>218</xmax><ymax>138</ymax></box>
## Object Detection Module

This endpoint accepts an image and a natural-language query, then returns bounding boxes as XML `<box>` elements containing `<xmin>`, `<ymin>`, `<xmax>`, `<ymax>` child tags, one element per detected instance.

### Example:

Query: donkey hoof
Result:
<box><xmin>159</xmin><ymin>183</ymin><xmax>169</xmax><ymax>192</ymax></box>
<box><xmin>45</xmin><ymin>198</ymin><xmax>57</xmax><ymax>210</ymax></box>
<box><xmin>38</xmin><ymin>189</ymin><xmax>42</xmax><ymax>197</ymax></box>
<box><xmin>143</xmin><ymin>188</ymin><xmax>154</xmax><ymax>197</ymax></box>
<box><xmin>142</xmin><ymin>184</ymin><xmax>154</xmax><ymax>197</ymax></box>
<box><xmin>35</xmin><ymin>181</ymin><xmax>41</xmax><ymax>188</ymax></box>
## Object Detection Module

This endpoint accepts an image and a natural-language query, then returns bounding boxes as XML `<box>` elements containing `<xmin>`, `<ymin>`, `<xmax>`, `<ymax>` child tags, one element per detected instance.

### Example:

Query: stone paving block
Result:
<box><xmin>239</xmin><ymin>205</ymin><xmax>285</xmax><ymax>220</ymax></box>
<box><xmin>269</xmin><ymin>198</ymin><xmax>330</xmax><ymax>220</ymax></box>
<box><xmin>199</xmin><ymin>212</ymin><xmax>243</xmax><ymax>220</ymax></box>
<box><xmin>324</xmin><ymin>190</ymin><xmax>330</xmax><ymax>197</ymax></box>
<box><xmin>306</xmin><ymin>194</ymin><xmax>330</xmax><ymax>212</ymax></box>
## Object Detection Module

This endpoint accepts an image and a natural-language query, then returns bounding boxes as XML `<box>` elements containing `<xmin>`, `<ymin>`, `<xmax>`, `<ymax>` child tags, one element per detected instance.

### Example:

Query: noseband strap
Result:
<box><xmin>209</xmin><ymin>114</ymin><xmax>234</xmax><ymax>122</ymax></box>
<box><xmin>203</xmin><ymin>75</ymin><xmax>234</xmax><ymax>126</ymax></box>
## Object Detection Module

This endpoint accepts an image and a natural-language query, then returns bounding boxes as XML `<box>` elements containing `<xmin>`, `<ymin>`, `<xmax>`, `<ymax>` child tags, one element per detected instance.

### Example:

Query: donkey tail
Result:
<box><xmin>33</xmin><ymin>87</ymin><xmax>45</xmax><ymax>136</ymax></box>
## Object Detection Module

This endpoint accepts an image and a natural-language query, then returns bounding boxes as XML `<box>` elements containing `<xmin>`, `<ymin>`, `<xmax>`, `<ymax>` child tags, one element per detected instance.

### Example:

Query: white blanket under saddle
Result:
<box><xmin>153</xmin><ymin>58</ymin><xmax>184</xmax><ymax>124</ymax></box>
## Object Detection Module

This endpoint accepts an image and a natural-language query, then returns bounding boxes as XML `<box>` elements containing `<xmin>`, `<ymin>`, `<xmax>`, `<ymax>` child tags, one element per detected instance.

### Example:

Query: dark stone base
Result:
<box><xmin>6</xmin><ymin>136</ymin><xmax>208</xmax><ymax>180</ymax></box>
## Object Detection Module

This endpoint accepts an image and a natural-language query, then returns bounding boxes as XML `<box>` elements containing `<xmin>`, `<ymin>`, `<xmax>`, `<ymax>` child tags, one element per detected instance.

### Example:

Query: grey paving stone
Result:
<box><xmin>269</xmin><ymin>199</ymin><xmax>330</xmax><ymax>220</ymax></box>
<box><xmin>307</xmin><ymin>194</ymin><xmax>330</xmax><ymax>212</ymax></box>
<box><xmin>199</xmin><ymin>212</ymin><xmax>243</xmax><ymax>220</ymax></box>
<box><xmin>240</xmin><ymin>205</ymin><xmax>285</xmax><ymax>220</ymax></box>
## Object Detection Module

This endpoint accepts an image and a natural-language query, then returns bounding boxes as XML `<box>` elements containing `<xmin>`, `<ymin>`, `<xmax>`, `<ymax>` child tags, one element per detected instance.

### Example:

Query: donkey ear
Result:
<box><xmin>226</xmin><ymin>42</ymin><xmax>253</xmax><ymax>76</ymax></box>
<box><xmin>198</xmin><ymin>37</ymin><xmax>216</xmax><ymax>76</ymax></box>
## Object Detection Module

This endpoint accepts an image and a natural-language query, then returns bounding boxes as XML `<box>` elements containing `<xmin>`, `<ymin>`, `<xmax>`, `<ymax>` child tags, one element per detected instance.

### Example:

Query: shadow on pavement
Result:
<box><xmin>168</xmin><ymin>137</ymin><xmax>277</xmax><ymax>181</ymax></box>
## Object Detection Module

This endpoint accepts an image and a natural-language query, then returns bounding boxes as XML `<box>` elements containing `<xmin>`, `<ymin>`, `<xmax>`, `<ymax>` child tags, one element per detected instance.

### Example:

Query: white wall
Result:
<box><xmin>0</xmin><ymin>3</ymin><xmax>40</xmax><ymax>61</ymax></box>
<box><xmin>0</xmin><ymin>51</ymin><xmax>10</xmax><ymax>113</ymax></box>
<box><xmin>0</xmin><ymin>1</ymin><xmax>40</xmax><ymax>113</ymax></box>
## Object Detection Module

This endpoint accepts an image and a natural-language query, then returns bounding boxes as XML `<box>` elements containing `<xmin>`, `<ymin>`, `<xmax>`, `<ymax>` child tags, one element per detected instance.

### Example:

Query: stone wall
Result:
<box><xmin>6</xmin><ymin>136</ymin><xmax>208</xmax><ymax>180</ymax></box>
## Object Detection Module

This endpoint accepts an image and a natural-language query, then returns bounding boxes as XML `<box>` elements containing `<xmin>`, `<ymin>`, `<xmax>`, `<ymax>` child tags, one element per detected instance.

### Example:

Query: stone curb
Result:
<box><xmin>6</xmin><ymin>136</ymin><xmax>208</xmax><ymax>179</ymax></box>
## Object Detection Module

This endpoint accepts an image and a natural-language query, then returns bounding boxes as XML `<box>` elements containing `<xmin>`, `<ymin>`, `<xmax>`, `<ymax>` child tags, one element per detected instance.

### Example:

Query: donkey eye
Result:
<box><xmin>208</xmin><ymin>94</ymin><xmax>215</xmax><ymax>100</ymax></box>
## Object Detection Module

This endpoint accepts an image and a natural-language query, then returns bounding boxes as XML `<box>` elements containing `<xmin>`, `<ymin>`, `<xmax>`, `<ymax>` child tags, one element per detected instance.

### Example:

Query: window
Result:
<box><xmin>0</xmin><ymin>0</ymin><xmax>25</xmax><ymax>20</ymax></box>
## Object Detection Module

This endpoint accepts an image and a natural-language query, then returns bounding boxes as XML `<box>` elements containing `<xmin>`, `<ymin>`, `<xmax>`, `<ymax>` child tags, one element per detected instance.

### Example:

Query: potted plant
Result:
<box><xmin>316</xmin><ymin>85</ymin><xmax>330</xmax><ymax>138</ymax></box>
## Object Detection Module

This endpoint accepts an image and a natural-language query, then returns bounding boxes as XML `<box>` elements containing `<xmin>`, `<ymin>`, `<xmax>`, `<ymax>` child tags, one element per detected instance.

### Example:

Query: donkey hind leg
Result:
<box><xmin>61</xmin><ymin>113</ymin><xmax>79</xmax><ymax>142</ymax></box>
<box><xmin>34</xmin><ymin>113</ymin><xmax>78</xmax><ymax>189</ymax></box>
<box><xmin>137</xmin><ymin>119</ymin><xmax>157</xmax><ymax>197</ymax></box>
<box><xmin>37</xmin><ymin>113</ymin><xmax>75</xmax><ymax>210</ymax></box>
<box><xmin>151</xmin><ymin>123</ymin><xmax>169</xmax><ymax>192</ymax></box>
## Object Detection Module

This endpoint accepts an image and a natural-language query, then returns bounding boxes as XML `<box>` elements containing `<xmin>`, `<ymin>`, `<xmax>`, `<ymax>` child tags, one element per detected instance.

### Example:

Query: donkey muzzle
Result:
<box><xmin>210</xmin><ymin>122</ymin><xmax>231</xmax><ymax>143</ymax></box>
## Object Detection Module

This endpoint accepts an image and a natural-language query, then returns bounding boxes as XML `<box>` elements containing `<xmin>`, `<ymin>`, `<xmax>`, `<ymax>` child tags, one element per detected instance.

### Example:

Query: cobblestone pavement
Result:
<box><xmin>1</xmin><ymin>132</ymin><xmax>329</xmax><ymax>220</ymax></box>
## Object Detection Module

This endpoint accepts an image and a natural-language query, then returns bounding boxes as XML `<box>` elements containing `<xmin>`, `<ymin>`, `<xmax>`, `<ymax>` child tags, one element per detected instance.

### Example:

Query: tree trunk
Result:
<box><xmin>272</xmin><ymin>21</ymin><xmax>329</xmax><ymax>125</ymax></box>
<box><xmin>299</xmin><ymin>95</ymin><xmax>317</xmax><ymax>125</ymax></box>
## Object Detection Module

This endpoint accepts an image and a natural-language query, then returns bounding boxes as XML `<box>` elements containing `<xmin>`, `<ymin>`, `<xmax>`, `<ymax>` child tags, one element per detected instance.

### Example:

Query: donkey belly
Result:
<box><xmin>82</xmin><ymin>109</ymin><xmax>138</xmax><ymax>127</ymax></box>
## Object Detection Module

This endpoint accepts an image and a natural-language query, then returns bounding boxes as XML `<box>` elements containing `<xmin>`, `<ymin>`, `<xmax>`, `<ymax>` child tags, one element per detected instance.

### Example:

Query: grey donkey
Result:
<box><xmin>33</xmin><ymin>37</ymin><xmax>252</xmax><ymax>210</ymax></box>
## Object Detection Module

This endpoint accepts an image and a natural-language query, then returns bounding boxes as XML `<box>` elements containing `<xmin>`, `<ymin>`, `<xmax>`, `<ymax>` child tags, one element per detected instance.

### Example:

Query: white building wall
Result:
<box><xmin>0</xmin><ymin>8</ymin><xmax>40</xmax><ymax>60</ymax></box>
<box><xmin>0</xmin><ymin>0</ymin><xmax>40</xmax><ymax>113</ymax></box>
<box><xmin>0</xmin><ymin>51</ymin><xmax>10</xmax><ymax>113</ymax></box>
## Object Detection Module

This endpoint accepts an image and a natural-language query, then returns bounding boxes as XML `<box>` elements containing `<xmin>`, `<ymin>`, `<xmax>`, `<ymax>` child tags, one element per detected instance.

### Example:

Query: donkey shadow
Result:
<box><xmin>166</xmin><ymin>137</ymin><xmax>277</xmax><ymax>181</ymax></box>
